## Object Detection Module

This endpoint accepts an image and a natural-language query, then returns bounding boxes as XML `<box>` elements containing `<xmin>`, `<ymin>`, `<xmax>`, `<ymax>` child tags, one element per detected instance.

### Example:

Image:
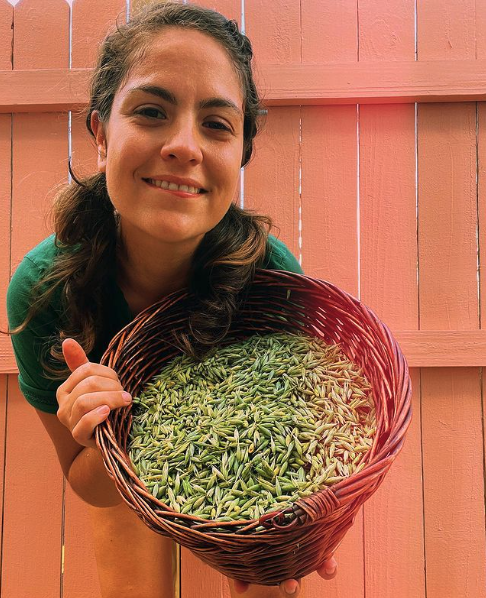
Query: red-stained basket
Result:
<box><xmin>96</xmin><ymin>269</ymin><xmax>412</xmax><ymax>586</ymax></box>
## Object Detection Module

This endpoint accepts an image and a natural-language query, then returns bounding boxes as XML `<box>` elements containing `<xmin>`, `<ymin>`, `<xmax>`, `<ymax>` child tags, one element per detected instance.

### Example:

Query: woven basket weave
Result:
<box><xmin>96</xmin><ymin>269</ymin><xmax>412</xmax><ymax>585</ymax></box>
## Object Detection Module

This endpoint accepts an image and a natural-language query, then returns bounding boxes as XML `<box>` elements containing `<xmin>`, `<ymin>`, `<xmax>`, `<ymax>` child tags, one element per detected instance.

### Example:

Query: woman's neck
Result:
<box><xmin>115</xmin><ymin>228</ymin><xmax>201</xmax><ymax>316</ymax></box>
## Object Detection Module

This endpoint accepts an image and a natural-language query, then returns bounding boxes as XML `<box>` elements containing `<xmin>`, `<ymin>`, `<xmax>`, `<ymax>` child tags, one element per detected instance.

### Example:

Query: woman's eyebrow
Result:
<box><xmin>126</xmin><ymin>84</ymin><xmax>243</xmax><ymax>117</ymax></box>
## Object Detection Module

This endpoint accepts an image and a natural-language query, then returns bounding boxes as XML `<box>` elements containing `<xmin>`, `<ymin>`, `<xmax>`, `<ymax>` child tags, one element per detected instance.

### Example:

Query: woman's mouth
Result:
<box><xmin>143</xmin><ymin>178</ymin><xmax>207</xmax><ymax>198</ymax></box>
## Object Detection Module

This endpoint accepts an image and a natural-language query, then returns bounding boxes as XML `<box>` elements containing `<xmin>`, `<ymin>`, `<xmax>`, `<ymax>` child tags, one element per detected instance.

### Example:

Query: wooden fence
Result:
<box><xmin>1</xmin><ymin>0</ymin><xmax>486</xmax><ymax>596</ymax></box>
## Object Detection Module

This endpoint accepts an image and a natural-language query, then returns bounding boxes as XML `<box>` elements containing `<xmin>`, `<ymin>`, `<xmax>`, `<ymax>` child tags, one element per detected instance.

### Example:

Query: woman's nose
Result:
<box><xmin>159</xmin><ymin>120</ymin><xmax>203</xmax><ymax>164</ymax></box>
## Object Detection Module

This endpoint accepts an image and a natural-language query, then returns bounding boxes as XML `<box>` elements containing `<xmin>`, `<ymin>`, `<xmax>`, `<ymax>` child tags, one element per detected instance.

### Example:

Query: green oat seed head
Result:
<box><xmin>128</xmin><ymin>332</ymin><xmax>376</xmax><ymax>526</ymax></box>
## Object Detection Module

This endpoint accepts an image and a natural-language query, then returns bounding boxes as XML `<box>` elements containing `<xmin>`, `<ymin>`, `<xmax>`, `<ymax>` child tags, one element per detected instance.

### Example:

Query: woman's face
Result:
<box><xmin>91</xmin><ymin>27</ymin><xmax>245</xmax><ymax>249</ymax></box>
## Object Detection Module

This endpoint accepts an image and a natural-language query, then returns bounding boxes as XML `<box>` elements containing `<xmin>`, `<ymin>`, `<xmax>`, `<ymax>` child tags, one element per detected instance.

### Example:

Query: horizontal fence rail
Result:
<box><xmin>1</xmin><ymin>60</ymin><xmax>486</xmax><ymax>112</ymax></box>
<box><xmin>2</xmin><ymin>330</ymin><xmax>486</xmax><ymax>373</ymax></box>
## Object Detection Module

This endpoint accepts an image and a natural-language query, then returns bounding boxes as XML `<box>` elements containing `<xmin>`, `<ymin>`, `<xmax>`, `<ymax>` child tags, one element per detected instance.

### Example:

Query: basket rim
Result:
<box><xmin>95</xmin><ymin>269</ymin><xmax>413</xmax><ymax>538</ymax></box>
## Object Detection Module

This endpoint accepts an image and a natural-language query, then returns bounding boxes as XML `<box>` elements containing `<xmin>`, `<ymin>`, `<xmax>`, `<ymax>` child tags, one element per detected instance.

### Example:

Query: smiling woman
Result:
<box><xmin>4</xmin><ymin>2</ymin><xmax>335</xmax><ymax>598</ymax></box>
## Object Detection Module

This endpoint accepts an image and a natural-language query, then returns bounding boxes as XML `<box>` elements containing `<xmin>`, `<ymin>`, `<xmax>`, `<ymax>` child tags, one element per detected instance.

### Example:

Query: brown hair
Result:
<box><xmin>6</xmin><ymin>1</ymin><xmax>275</xmax><ymax>379</ymax></box>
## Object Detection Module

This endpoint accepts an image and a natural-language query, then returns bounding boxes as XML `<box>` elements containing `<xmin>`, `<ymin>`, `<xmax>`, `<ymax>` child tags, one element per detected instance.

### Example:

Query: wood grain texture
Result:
<box><xmin>244</xmin><ymin>106</ymin><xmax>301</xmax><ymax>258</ymax></box>
<box><xmin>0</xmin><ymin>375</ymin><xmax>7</xmax><ymax>583</ymax></box>
<box><xmin>5</xmin><ymin>60</ymin><xmax>486</xmax><ymax>113</ymax></box>
<box><xmin>2</xmin><ymin>3</ymin><xmax>69</xmax><ymax>597</ymax></box>
<box><xmin>13</xmin><ymin>0</ymin><xmax>68</xmax><ymax>69</ymax></box>
<box><xmin>418</xmin><ymin>103</ymin><xmax>478</xmax><ymax>331</ymax></box>
<box><xmin>0</xmin><ymin>1</ymin><xmax>12</xmax><ymax>70</ymax></box>
<box><xmin>418</xmin><ymin>0</ymin><xmax>476</xmax><ymax>61</ymax></box>
<box><xmin>300</xmin><ymin>105</ymin><xmax>358</xmax><ymax>293</ymax></box>
<box><xmin>358</xmin><ymin>0</ymin><xmax>415</xmax><ymax>62</ymax></box>
<box><xmin>244</xmin><ymin>0</ymin><xmax>301</xmax><ymax>259</ymax></box>
<box><xmin>2</xmin><ymin>379</ymin><xmax>64</xmax><ymax>597</ymax></box>
<box><xmin>10</xmin><ymin>112</ymin><xmax>67</xmax><ymax>270</ymax></box>
<box><xmin>0</xmin><ymin>2</ymin><xmax>12</xmax><ymax>340</ymax></box>
<box><xmin>358</xmin><ymin>103</ymin><xmax>418</xmax><ymax>325</ymax></box>
<box><xmin>418</xmin><ymin>102</ymin><xmax>486</xmax><ymax>594</ymax></box>
<box><xmin>301</xmin><ymin>0</ymin><xmax>357</xmax><ymax>63</ymax></box>
<box><xmin>359</xmin><ymin>98</ymin><xmax>424</xmax><ymax>595</ymax></box>
<box><xmin>0</xmin><ymin>114</ymin><xmax>11</xmax><ymax>335</ymax></box>
<box><xmin>72</xmin><ymin>0</ymin><xmax>126</xmax><ymax>70</ymax></box>
<box><xmin>421</xmin><ymin>368</ymin><xmax>486</xmax><ymax>598</ymax></box>
<box><xmin>418</xmin><ymin>3</ymin><xmax>486</xmax><ymax>589</ymax></box>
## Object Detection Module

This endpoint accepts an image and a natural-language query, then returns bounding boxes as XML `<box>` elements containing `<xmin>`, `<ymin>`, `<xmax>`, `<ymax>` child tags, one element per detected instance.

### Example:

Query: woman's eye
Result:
<box><xmin>136</xmin><ymin>107</ymin><xmax>165</xmax><ymax>119</ymax></box>
<box><xmin>205</xmin><ymin>121</ymin><xmax>231</xmax><ymax>131</ymax></box>
<box><xmin>135</xmin><ymin>109</ymin><xmax>230</xmax><ymax>131</ymax></box>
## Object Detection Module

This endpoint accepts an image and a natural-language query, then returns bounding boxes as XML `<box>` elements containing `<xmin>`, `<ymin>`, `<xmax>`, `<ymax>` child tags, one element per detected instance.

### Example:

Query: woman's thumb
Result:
<box><xmin>62</xmin><ymin>338</ymin><xmax>89</xmax><ymax>372</ymax></box>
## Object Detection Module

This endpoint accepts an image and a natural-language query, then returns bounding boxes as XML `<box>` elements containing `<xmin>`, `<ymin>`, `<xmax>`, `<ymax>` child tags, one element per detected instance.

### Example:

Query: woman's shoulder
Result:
<box><xmin>19</xmin><ymin>233</ymin><xmax>62</xmax><ymax>275</ymax></box>
<box><xmin>265</xmin><ymin>234</ymin><xmax>303</xmax><ymax>274</ymax></box>
<box><xmin>7</xmin><ymin>234</ymin><xmax>66</xmax><ymax>414</ymax></box>
<box><xmin>7</xmin><ymin>234</ymin><xmax>63</xmax><ymax>326</ymax></box>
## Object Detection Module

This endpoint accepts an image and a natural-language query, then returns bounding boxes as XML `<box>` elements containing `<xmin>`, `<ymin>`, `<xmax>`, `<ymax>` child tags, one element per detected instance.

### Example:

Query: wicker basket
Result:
<box><xmin>96</xmin><ymin>269</ymin><xmax>412</xmax><ymax>586</ymax></box>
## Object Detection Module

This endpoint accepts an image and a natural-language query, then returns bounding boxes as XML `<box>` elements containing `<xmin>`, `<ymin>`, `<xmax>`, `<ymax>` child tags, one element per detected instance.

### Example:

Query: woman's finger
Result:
<box><xmin>71</xmin><ymin>403</ymin><xmax>112</xmax><ymax>448</ymax></box>
<box><xmin>60</xmin><ymin>376</ymin><xmax>125</xmax><ymax>424</ymax></box>
<box><xmin>279</xmin><ymin>578</ymin><xmax>301</xmax><ymax>595</ymax></box>
<box><xmin>316</xmin><ymin>556</ymin><xmax>338</xmax><ymax>580</ymax></box>
<box><xmin>71</xmin><ymin>390</ymin><xmax>132</xmax><ymax>418</ymax></box>
<box><xmin>58</xmin><ymin>361</ymin><xmax>121</xmax><ymax>397</ymax></box>
<box><xmin>232</xmin><ymin>579</ymin><xmax>249</xmax><ymax>594</ymax></box>
<box><xmin>62</xmin><ymin>338</ymin><xmax>89</xmax><ymax>372</ymax></box>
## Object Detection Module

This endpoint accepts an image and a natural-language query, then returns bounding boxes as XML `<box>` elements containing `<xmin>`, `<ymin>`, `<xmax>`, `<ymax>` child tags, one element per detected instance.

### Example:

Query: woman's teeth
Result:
<box><xmin>147</xmin><ymin>179</ymin><xmax>203</xmax><ymax>194</ymax></box>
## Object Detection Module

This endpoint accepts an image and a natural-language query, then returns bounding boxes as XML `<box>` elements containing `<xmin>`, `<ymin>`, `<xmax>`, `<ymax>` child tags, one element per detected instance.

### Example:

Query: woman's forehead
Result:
<box><xmin>117</xmin><ymin>28</ymin><xmax>243</xmax><ymax>103</ymax></box>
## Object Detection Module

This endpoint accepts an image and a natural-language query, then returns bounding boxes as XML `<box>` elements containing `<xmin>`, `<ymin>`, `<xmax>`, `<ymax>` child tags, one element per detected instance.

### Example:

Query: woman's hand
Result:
<box><xmin>56</xmin><ymin>338</ymin><xmax>132</xmax><ymax>448</ymax></box>
<box><xmin>232</xmin><ymin>556</ymin><xmax>338</xmax><ymax>596</ymax></box>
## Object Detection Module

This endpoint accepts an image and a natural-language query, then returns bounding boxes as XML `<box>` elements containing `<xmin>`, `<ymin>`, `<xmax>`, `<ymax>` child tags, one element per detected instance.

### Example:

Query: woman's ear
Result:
<box><xmin>90</xmin><ymin>111</ymin><xmax>107</xmax><ymax>173</ymax></box>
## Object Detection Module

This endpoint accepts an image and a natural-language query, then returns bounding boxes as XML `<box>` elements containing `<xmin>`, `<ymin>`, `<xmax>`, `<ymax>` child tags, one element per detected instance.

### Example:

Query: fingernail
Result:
<box><xmin>122</xmin><ymin>392</ymin><xmax>132</xmax><ymax>403</ymax></box>
<box><xmin>286</xmin><ymin>581</ymin><xmax>299</xmax><ymax>594</ymax></box>
<box><xmin>325</xmin><ymin>565</ymin><xmax>336</xmax><ymax>575</ymax></box>
<box><xmin>97</xmin><ymin>405</ymin><xmax>110</xmax><ymax>415</ymax></box>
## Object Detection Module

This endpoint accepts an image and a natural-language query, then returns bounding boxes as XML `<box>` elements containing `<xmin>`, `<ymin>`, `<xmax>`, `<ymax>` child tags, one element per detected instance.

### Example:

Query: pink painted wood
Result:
<box><xmin>2</xmin><ymin>2</ymin><xmax>68</xmax><ymax>597</ymax></box>
<box><xmin>1</xmin><ymin>1</ymin><xmax>486</xmax><ymax>597</ymax></box>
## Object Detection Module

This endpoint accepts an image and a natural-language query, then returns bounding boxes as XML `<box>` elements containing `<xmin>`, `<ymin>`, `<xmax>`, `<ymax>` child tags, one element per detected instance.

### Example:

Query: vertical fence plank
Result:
<box><xmin>13</xmin><ymin>0</ymin><xmax>69</xmax><ymax>69</ymax></box>
<box><xmin>418</xmin><ymin>99</ymin><xmax>486</xmax><ymax>597</ymax></box>
<box><xmin>301</xmin><ymin>105</ymin><xmax>358</xmax><ymax>293</ymax></box>
<box><xmin>3</xmin><ymin>382</ymin><xmax>64</xmax><ymax>597</ymax></box>
<box><xmin>244</xmin><ymin>0</ymin><xmax>301</xmax><ymax>260</ymax></box>
<box><xmin>419</xmin><ymin>0</ymin><xmax>476</xmax><ymax>61</ymax></box>
<box><xmin>0</xmin><ymin>5</ymin><xmax>12</xmax><ymax>592</ymax></box>
<box><xmin>0</xmin><ymin>2</ymin><xmax>12</xmax><ymax>337</ymax></box>
<box><xmin>0</xmin><ymin>0</ymin><xmax>12</xmax><ymax>70</ymax></box>
<box><xmin>67</xmin><ymin>5</ymin><xmax>128</xmax><ymax>596</ymax></box>
<box><xmin>480</xmin><ymin>99</ymin><xmax>486</xmax><ymax>598</ymax></box>
<box><xmin>301</xmin><ymin>2</ymin><xmax>362</xmax><ymax>597</ymax></box>
<box><xmin>359</xmin><ymin>103</ymin><xmax>425</xmax><ymax>598</ymax></box>
<box><xmin>0</xmin><ymin>375</ymin><xmax>6</xmax><ymax>587</ymax></box>
<box><xmin>2</xmin><ymin>2</ymin><xmax>69</xmax><ymax>597</ymax></box>
<box><xmin>0</xmin><ymin>114</ymin><xmax>9</xmax><ymax>598</ymax></box>
<box><xmin>418</xmin><ymin>2</ymin><xmax>484</xmax><ymax>595</ymax></box>
<box><xmin>357</xmin><ymin>2</ymin><xmax>426</xmax><ymax>597</ymax></box>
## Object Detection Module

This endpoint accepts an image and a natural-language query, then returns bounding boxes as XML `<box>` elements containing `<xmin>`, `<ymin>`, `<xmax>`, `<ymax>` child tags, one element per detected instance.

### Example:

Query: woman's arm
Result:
<box><xmin>32</xmin><ymin>337</ymin><xmax>132</xmax><ymax>508</ymax></box>
<box><xmin>35</xmin><ymin>409</ymin><xmax>123</xmax><ymax>507</ymax></box>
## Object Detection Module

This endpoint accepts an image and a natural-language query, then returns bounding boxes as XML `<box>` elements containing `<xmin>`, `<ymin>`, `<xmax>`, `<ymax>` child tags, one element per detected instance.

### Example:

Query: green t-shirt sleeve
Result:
<box><xmin>265</xmin><ymin>235</ymin><xmax>304</xmax><ymax>274</ymax></box>
<box><xmin>7</xmin><ymin>256</ymin><xmax>62</xmax><ymax>414</ymax></box>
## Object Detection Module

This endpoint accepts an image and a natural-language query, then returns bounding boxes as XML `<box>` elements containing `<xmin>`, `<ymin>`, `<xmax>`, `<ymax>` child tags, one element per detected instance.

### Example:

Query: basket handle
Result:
<box><xmin>259</xmin><ymin>487</ymin><xmax>340</xmax><ymax>530</ymax></box>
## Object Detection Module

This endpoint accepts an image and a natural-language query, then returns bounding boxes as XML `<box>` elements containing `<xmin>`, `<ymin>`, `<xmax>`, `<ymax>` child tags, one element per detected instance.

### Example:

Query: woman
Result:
<box><xmin>6</xmin><ymin>3</ymin><xmax>337</xmax><ymax>597</ymax></box>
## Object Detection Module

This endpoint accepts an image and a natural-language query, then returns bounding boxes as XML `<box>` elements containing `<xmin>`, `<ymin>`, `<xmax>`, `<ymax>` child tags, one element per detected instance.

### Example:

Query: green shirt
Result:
<box><xmin>7</xmin><ymin>233</ymin><xmax>303</xmax><ymax>414</ymax></box>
